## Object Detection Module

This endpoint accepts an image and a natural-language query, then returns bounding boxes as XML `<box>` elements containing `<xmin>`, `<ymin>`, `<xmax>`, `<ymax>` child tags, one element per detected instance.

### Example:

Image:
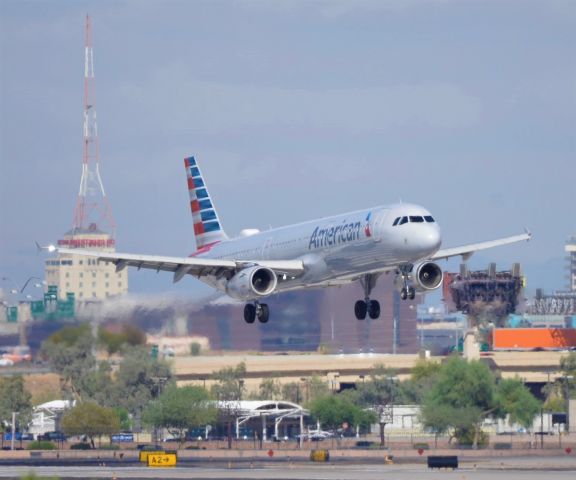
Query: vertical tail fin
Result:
<box><xmin>184</xmin><ymin>156</ymin><xmax>228</xmax><ymax>250</ymax></box>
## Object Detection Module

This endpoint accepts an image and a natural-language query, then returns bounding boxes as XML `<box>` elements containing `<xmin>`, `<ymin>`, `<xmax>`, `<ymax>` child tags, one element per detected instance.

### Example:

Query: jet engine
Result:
<box><xmin>225</xmin><ymin>266</ymin><xmax>278</xmax><ymax>301</ymax></box>
<box><xmin>412</xmin><ymin>261</ymin><xmax>443</xmax><ymax>291</ymax></box>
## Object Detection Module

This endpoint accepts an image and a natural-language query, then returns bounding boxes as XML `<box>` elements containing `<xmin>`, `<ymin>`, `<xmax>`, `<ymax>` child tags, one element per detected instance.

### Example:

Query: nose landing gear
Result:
<box><xmin>397</xmin><ymin>263</ymin><xmax>416</xmax><ymax>300</ymax></box>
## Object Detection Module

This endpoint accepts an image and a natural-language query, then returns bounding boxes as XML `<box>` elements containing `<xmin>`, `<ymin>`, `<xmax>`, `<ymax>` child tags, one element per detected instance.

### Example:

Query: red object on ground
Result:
<box><xmin>267</xmin><ymin>449</ymin><xmax>274</xmax><ymax>457</ymax></box>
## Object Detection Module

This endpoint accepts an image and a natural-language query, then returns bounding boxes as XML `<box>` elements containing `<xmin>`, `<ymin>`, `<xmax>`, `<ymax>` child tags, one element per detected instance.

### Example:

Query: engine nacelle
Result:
<box><xmin>412</xmin><ymin>261</ymin><xmax>443</xmax><ymax>292</ymax></box>
<box><xmin>225</xmin><ymin>266</ymin><xmax>278</xmax><ymax>301</ymax></box>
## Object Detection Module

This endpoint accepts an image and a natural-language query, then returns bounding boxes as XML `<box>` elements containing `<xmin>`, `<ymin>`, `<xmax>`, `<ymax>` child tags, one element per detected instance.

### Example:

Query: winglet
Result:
<box><xmin>36</xmin><ymin>242</ymin><xmax>56</xmax><ymax>253</ymax></box>
<box><xmin>524</xmin><ymin>227</ymin><xmax>532</xmax><ymax>240</ymax></box>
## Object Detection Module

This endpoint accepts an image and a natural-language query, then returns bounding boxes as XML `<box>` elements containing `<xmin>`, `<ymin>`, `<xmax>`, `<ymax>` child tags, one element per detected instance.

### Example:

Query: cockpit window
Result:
<box><xmin>424</xmin><ymin>216</ymin><xmax>435</xmax><ymax>223</ymax></box>
<box><xmin>399</xmin><ymin>216</ymin><xmax>408</xmax><ymax>225</ymax></box>
<box><xmin>392</xmin><ymin>217</ymin><xmax>400</xmax><ymax>226</ymax></box>
<box><xmin>409</xmin><ymin>216</ymin><xmax>424</xmax><ymax>223</ymax></box>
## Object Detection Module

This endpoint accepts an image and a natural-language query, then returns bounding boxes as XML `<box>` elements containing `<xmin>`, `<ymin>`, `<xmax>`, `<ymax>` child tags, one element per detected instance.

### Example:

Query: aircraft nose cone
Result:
<box><xmin>425</xmin><ymin>226</ymin><xmax>441</xmax><ymax>252</ymax></box>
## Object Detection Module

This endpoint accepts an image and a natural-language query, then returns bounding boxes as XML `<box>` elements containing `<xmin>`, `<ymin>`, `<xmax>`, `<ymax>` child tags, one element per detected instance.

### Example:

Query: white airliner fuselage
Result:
<box><xmin>52</xmin><ymin>156</ymin><xmax>530</xmax><ymax>324</ymax></box>
<box><xmin>198</xmin><ymin>204</ymin><xmax>440</xmax><ymax>295</ymax></box>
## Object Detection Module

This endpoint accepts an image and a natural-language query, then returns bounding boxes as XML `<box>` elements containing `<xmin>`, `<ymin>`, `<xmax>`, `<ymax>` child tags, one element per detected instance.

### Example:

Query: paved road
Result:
<box><xmin>1</xmin><ymin>457</ymin><xmax>575</xmax><ymax>480</ymax></box>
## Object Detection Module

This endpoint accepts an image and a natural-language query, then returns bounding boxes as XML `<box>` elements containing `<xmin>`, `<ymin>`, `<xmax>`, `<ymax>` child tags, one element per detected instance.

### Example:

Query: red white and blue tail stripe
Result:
<box><xmin>185</xmin><ymin>156</ymin><xmax>228</xmax><ymax>250</ymax></box>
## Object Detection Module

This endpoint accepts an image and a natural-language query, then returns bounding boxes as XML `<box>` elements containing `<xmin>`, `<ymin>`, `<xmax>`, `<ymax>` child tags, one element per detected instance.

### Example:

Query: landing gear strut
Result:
<box><xmin>244</xmin><ymin>302</ymin><xmax>269</xmax><ymax>324</ymax></box>
<box><xmin>398</xmin><ymin>264</ymin><xmax>416</xmax><ymax>301</ymax></box>
<box><xmin>355</xmin><ymin>274</ymin><xmax>381</xmax><ymax>320</ymax></box>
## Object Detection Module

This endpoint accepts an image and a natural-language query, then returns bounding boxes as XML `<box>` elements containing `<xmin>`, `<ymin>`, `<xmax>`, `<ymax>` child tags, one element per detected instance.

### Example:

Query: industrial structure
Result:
<box><xmin>44</xmin><ymin>15</ymin><xmax>127</xmax><ymax>301</ymax></box>
<box><xmin>443</xmin><ymin>263</ymin><xmax>524</xmax><ymax>327</ymax></box>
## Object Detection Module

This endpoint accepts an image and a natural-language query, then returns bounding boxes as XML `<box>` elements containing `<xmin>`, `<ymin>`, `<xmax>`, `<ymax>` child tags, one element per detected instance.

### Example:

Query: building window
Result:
<box><xmin>79</xmin><ymin>273</ymin><xmax>83</xmax><ymax>278</ymax></box>
<box><xmin>105</xmin><ymin>273</ymin><xmax>109</xmax><ymax>278</ymax></box>
<box><xmin>92</xmin><ymin>282</ymin><xmax>96</xmax><ymax>288</ymax></box>
<box><xmin>92</xmin><ymin>272</ymin><xmax>96</xmax><ymax>278</ymax></box>
<box><xmin>65</xmin><ymin>272</ymin><xmax>70</xmax><ymax>278</ymax></box>
<box><xmin>79</xmin><ymin>282</ymin><xmax>83</xmax><ymax>288</ymax></box>
<box><xmin>79</xmin><ymin>260</ymin><xmax>83</xmax><ymax>265</ymax></box>
<box><xmin>105</xmin><ymin>282</ymin><xmax>109</xmax><ymax>288</ymax></box>
<box><xmin>92</xmin><ymin>292</ymin><xmax>96</xmax><ymax>297</ymax></box>
<box><xmin>118</xmin><ymin>282</ymin><xmax>122</xmax><ymax>288</ymax></box>
<box><xmin>79</xmin><ymin>292</ymin><xmax>83</xmax><ymax>298</ymax></box>
<box><xmin>66</xmin><ymin>282</ymin><xmax>70</xmax><ymax>288</ymax></box>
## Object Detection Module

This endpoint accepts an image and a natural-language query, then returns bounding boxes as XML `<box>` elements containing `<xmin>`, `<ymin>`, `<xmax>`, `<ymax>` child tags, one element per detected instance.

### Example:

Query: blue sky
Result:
<box><xmin>1</xmin><ymin>0</ymin><xmax>574</xmax><ymax>299</ymax></box>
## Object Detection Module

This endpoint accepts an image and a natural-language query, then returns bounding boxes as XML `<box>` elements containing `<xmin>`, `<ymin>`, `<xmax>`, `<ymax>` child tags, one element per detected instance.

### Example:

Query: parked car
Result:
<box><xmin>37</xmin><ymin>431</ymin><xmax>66</xmax><ymax>441</ymax></box>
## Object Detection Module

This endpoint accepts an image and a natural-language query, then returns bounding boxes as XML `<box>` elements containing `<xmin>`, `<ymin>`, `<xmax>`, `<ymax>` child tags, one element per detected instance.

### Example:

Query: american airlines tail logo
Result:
<box><xmin>365</xmin><ymin>212</ymin><xmax>372</xmax><ymax>238</ymax></box>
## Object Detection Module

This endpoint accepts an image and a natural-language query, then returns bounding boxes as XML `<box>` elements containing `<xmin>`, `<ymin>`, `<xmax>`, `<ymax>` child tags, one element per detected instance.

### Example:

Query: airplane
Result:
<box><xmin>50</xmin><ymin>156</ymin><xmax>531</xmax><ymax>324</ymax></box>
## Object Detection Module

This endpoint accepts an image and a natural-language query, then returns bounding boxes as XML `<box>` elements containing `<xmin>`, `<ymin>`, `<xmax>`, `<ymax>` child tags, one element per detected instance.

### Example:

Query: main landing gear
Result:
<box><xmin>244</xmin><ymin>302</ymin><xmax>270</xmax><ymax>324</ymax></box>
<box><xmin>355</xmin><ymin>274</ymin><xmax>381</xmax><ymax>320</ymax></box>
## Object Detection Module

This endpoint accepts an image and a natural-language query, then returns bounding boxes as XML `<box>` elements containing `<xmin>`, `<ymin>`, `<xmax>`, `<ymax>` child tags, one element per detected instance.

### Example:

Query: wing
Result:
<box><xmin>431</xmin><ymin>231</ymin><xmax>531</xmax><ymax>262</ymax></box>
<box><xmin>55</xmin><ymin>248</ymin><xmax>304</xmax><ymax>283</ymax></box>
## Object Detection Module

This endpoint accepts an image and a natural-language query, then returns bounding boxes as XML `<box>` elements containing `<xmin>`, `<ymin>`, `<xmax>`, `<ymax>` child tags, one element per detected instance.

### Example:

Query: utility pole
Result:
<box><xmin>10</xmin><ymin>412</ymin><xmax>16</xmax><ymax>451</ymax></box>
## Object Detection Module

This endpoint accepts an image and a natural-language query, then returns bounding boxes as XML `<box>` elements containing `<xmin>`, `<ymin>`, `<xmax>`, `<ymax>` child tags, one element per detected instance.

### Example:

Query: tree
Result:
<box><xmin>560</xmin><ymin>352</ymin><xmax>576</xmax><ymax>400</ymax></box>
<box><xmin>142</xmin><ymin>385</ymin><xmax>216</xmax><ymax>446</ymax></box>
<box><xmin>421</xmin><ymin>357</ymin><xmax>541</xmax><ymax>448</ymax></box>
<box><xmin>210</xmin><ymin>362</ymin><xmax>247</xmax><ymax>449</ymax></box>
<box><xmin>281</xmin><ymin>382</ymin><xmax>301</xmax><ymax>404</ymax></box>
<box><xmin>421</xmin><ymin>357</ymin><xmax>496</xmax><ymax>447</ymax></box>
<box><xmin>401</xmin><ymin>360</ymin><xmax>442</xmax><ymax>404</ymax></box>
<box><xmin>98</xmin><ymin>324</ymin><xmax>146</xmax><ymax>354</ymax></box>
<box><xmin>255</xmin><ymin>378</ymin><xmax>282</xmax><ymax>400</ymax></box>
<box><xmin>495</xmin><ymin>377</ymin><xmax>540</xmax><ymax>428</ymax></box>
<box><xmin>110</xmin><ymin>346</ymin><xmax>173</xmax><ymax>417</ymax></box>
<box><xmin>304</xmin><ymin>376</ymin><xmax>330</xmax><ymax>405</ymax></box>
<box><xmin>40</xmin><ymin>325</ymin><xmax>96</xmax><ymax>399</ymax></box>
<box><xmin>0</xmin><ymin>376</ymin><xmax>32</xmax><ymax>432</ymax></box>
<box><xmin>61</xmin><ymin>402</ymin><xmax>120</xmax><ymax>448</ymax></box>
<box><xmin>210</xmin><ymin>362</ymin><xmax>246</xmax><ymax>401</ymax></box>
<box><xmin>309</xmin><ymin>394</ymin><xmax>376</xmax><ymax>433</ymax></box>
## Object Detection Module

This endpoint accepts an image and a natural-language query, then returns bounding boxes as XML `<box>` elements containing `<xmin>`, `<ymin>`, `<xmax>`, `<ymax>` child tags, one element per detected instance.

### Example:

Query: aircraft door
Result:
<box><xmin>370</xmin><ymin>209</ymin><xmax>389</xmax><ymax>242</ymax></box>
<box><xmin>261</xmin><ymin>237</ymin><xmax>274</xmax><ymax>259</ymax></box>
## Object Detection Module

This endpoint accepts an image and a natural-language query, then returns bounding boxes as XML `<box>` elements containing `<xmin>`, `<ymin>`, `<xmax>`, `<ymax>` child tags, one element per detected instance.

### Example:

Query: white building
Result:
<box><xmin>44</xmin><ymin>225</ymin><xmax>128</xmax><ymax>301</ymax></box>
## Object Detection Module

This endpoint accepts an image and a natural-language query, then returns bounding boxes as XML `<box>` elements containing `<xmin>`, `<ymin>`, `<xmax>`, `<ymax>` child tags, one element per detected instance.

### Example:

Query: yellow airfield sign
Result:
<box><xmin>139</xmin><ymin>450</ymin><xmax>164</xmax><ymax>463</ymax></box>
<box><xmin>147</xmin><ymin>453</ymin><xmax>177</xmax><ymax>467</ymax></box>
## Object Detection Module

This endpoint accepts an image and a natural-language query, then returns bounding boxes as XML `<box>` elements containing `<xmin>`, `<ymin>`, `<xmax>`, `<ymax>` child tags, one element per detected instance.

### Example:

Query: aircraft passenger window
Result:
<box><xmin>409</xmin><ymin>216</ymin><xmax>424</xmax><ymax>223</ymax></box>
<box><xmin>424</xmin><ymin>216</ymin><xmax>435</xmax><ymax>223</ymax></box>
<box><xmin>399</xmin><ymin>216</ymin><xmax>408</xmax><ymax>225</ymax></box>
<box><xmin>393</xmin><ymin>217</ymin><xmax>400</xmax><ymax>226</ymax></box>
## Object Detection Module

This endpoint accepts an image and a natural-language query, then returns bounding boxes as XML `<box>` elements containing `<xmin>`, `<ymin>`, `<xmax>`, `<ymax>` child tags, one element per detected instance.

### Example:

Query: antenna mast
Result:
<box><xmin>71</xmin><ymin>14</ymin><xmax>115</xmax><ymax>239</ymax></box>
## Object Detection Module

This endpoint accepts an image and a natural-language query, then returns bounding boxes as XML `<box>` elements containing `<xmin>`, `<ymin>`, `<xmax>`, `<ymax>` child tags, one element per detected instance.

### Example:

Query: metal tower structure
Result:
<box><xmin>71</xmin><ymin>14</ymin><xmax>115</xmax><ymax>240</ymax></box>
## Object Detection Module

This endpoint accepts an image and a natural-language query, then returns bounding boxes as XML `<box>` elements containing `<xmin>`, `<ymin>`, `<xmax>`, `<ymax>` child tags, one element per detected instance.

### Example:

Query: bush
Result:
<box><xmin>70</xmin><ymin>442</ymin><xmax>91</xmax><ymax>450</ymax></box>
<box><xmin>190</xmin><ymin>342</ymin><xmax>201</xmax><ymax>356</ymax></box>
<box><xmin>99</xmin><ymin>444</ymin><xmax>120</xmax><ymax>450</ymax></box>
<box><xmin>413</xmin><ymin>442</ymin><xmax>429</xmax><ymax>450</ymax></box>
<box><xmin>455</xmin><ymin>428</ymin><xmax>489</xmax><ymax>448</ymax></box>
<box><xmin>27</xmin><ymin>441</ymin><xmax>56</xmax><ymax>450</ymax></box>
<box><xmin>494</xmin><ymin>442</ymin><xmax>513</xmax><ymax>450</ymax></box>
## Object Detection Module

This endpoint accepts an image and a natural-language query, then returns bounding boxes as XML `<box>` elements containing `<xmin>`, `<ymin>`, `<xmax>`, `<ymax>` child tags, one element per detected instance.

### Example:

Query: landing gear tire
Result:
<box><xmin>400</xmin><ymin>287</ymin><xmax>416</xmax><ymax>301</ymax></box>
<box><xmin>368</xmin><ymin>300</ymin><xmax>381</xmax><ymax>319</ymax></box>
<box><xmin>257</xmin><ymin>304</ymin><xmax>270</xmax><ymax>323</ymax></box>
<box><xmin>244</xmin><ymin>304</ymin><xmax>256</xmax><ymax>324</ymax></box>
<box><xmin>354</xmin><ymin>300</ymin><xmax>367</xmax><ymax>320</ymax></box>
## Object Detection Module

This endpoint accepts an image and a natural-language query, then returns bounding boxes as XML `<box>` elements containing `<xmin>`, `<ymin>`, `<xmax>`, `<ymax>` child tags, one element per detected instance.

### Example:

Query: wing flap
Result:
<box><xmin>431</xmin><ymin>232</ymin><xmax>531</xmax><ymax>261</ymax></box>
<box><xmin>55</xmin><ymin>248</ymin><xmax>305</xmax><ymax>280</ymax></box>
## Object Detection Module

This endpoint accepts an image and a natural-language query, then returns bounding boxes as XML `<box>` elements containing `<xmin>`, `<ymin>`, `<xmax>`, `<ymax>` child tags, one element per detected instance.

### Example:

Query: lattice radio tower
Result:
<box><xmin>71</xmin><ymin>14</ymin><xmax>115</xmax><ymax>240</ymax></box>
